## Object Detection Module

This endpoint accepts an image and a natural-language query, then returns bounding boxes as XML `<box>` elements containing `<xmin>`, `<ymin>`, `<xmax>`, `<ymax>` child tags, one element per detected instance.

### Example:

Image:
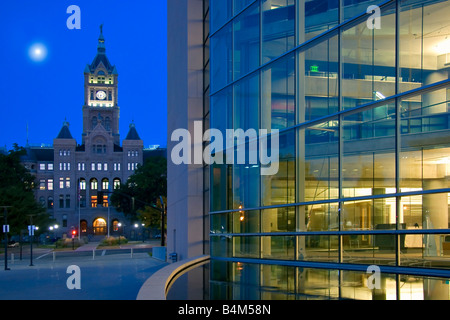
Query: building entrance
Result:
<box><xmin>93</xmin><ymin>218</ymin><xmax>107</xmax><ymax>235</ymax></box>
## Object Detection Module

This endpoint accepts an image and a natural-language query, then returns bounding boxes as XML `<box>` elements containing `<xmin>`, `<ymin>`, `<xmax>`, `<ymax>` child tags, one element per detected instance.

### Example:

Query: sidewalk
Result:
<box><xmin>75</xmin><ymin>241</ymin><xmax>100</xmax><ymax>252</ymax></box>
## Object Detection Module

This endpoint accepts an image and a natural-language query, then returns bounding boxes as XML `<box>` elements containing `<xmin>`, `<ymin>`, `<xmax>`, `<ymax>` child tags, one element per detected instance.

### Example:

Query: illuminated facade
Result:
<box><xmin>167</xmin><ymin>0</ymin><xmax>450</xmax><ymax>299</ymax></box>
<box><xmin>21</xmin><ymin>28</ymin><xmax>158</xmax><ymax>238</ymax></box>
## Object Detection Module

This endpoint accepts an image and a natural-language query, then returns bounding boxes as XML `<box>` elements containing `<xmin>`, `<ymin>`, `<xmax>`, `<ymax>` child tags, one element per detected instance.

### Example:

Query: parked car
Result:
<box><xmin>7</xmin><ymin>241</ymin><xmax>19</xmax><ymax>248</ymax></box>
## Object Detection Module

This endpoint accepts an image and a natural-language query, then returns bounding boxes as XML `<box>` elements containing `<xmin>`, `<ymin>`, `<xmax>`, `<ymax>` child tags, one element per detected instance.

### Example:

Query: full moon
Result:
<box><xmin>28</xmin><ymin>43</ymin><xmax>48</xmax><ymax>62</ymax></box>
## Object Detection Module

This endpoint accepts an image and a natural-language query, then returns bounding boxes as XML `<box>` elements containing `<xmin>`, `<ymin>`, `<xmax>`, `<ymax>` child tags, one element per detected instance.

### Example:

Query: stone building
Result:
<box><xmin>20</xmin><ymin>28</ymin><xmax>162</xmax><ymax>239</ymax></box>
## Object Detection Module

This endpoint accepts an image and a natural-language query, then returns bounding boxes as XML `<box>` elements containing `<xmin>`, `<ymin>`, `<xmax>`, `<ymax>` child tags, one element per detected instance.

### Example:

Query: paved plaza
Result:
<box><xmin>0</xmin><ymin>241</ymin><xmax>168</xmax><ymax>300</ymax></box>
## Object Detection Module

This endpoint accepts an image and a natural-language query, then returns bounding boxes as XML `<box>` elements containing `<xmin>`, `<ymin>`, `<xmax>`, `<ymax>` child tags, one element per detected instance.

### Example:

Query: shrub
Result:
<box><xmin>100</xmin><ymin>236</ymin><xmax>128</xmax><ymax>246</ymax></box>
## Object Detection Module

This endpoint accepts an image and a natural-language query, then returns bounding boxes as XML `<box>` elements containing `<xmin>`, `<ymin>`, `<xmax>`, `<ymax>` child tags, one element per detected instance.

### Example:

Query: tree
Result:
<box><xmin>0</xmin><ymin>144</ymin><xmax>53</xmax><ymax>235</ymax></box>
<box><xmin>111</xmin><ymin>156</ymin><xmax>167</xmax><ymax>220</ymax></box>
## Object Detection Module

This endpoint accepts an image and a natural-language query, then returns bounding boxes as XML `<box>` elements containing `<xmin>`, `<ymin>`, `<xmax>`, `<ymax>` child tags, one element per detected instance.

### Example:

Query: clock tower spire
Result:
<box><xmin>82</xmin><ymin>25</ymin><xmax>120</xmax><ymax>146</ymax></box>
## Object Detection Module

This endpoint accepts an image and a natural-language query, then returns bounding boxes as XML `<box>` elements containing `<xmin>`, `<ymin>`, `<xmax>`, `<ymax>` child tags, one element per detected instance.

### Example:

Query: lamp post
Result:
<box><xmin>1</xmin><ymin>206</ymin><xmax>12</xmax><ymax>271</ymax></box>
<box><xmin>159</xmin><ymin>196</ymin><xmax>165</xmax><ymax>247</ymax></box>
<box><xmin>27</xmin><ymin>214</ymin><xmax>36</xmax><ymax>267</ymax></box>
<box><xmin>118</xmin><ymin>223</ymin><xmax>122</xmax><ymax>245</ymax></box>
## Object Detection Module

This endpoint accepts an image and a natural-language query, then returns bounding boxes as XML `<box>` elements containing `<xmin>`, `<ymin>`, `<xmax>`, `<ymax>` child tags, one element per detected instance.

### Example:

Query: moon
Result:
<box><xmin>28</xmin><ymin>43</ymin><xmax>48</xmax><ymax>62</ymax></box>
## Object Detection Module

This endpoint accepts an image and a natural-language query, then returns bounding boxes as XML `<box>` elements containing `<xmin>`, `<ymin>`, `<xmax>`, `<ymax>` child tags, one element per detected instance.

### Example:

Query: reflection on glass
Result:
<box><xmin>261</xmin><ymin>53</ymin><xmax>295</xmax><ymax>130</ymax></box>
<box><xmin>341</xmin><ymin>4</ymin><xmax>396</xmax><ymax>110</ymax></box>
<box><xmin>262</xmin><ymin>0</ymin><xmax>295</xmax><ymax>63</ymax></box>
<box><xmin>234</xmin><ymin>2</ymin><xmax>260</xmax><ymax>79</ymax></box>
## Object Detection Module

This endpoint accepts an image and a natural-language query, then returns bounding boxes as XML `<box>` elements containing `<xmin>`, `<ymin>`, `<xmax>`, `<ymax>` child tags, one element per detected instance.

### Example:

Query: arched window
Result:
<box><xmin>48</xmin><ymin>196</ymin><xmax>54</xmax><ymax>209</ymax></box>
<box><xmin>80</xmin><ymin>220</ymin><xmax>88</xmax><ymax>233</ymax></box>
<box><xmin>102</xmin><ymin>178</ymin><xmax>109</xmax><ymax>190</ymax></box>
<box><xmin>39</xmin><ymin>196</ymin><xmax>46</xmax><ymax>207</ymax></box>
<box><xmin>90</xmin><ymin>178</ymin><xmax>98</xmax><ymax>190</ymax></box>
<box><xmin>79</xmin><ymin>178</ymin><xmax>86</xmax><ymax>190</ymax></box>
<box><xmin>113</xmin><ymin>178</ymin><xmax>121</xmax><ymax>190</ymax></box>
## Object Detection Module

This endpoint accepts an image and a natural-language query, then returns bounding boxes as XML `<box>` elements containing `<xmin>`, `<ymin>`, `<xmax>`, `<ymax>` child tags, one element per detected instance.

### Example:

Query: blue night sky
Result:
<box><xmin>0</xmin><ymin>1</ymin><xmax>167</xmax><ymax>150</ymax></box>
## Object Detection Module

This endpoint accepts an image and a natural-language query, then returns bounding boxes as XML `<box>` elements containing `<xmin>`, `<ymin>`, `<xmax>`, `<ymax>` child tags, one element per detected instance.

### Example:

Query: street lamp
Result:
<box><xmin>0</xmin><ymin>206</ymin><xmax>12</xmax><ymax>271</ymax></box>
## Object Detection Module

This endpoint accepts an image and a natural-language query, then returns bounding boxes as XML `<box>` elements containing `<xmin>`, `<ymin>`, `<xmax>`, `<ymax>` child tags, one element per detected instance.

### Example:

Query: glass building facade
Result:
<box><xmin>205</xmin><ymin>0</ymin><xmax>450</xmax><ymax>299</ymax></box>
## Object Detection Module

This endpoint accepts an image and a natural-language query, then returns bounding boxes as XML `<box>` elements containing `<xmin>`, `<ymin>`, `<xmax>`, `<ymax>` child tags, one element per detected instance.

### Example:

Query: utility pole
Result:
<box><xmin>1</xmin><ymin>206</ymin><xmax>12</xmax><ymax>271</ymax></box>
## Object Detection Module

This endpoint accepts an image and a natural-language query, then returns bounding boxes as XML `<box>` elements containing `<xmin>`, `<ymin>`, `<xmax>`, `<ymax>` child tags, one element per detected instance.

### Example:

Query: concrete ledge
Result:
<box><xmin>136</xmin><ymin>255</ymin><xmax>210</xmax><ymax>300</ymax></box>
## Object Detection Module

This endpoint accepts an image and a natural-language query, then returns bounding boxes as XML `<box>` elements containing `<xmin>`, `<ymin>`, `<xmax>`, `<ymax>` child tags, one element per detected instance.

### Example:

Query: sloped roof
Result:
<box><xmin>85</xmin><ymin>26</ymin><xmax>117</xmax><ymax>74</ymax></box>
<box><xmin>56</xmin><ymin>122</ymin><xmax>74</xmax><ymax>140</ymax></box>
<box><xmin>125</xmin><ymin>123</ymin><xmax>141</xmax><ymax>141</ymax></box>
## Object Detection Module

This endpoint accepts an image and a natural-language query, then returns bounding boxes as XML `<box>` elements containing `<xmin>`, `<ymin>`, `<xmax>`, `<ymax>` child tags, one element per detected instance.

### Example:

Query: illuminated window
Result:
<box><xmin>113</xmin><ymin>178</ymin><xmax>121</xmax><ymax>189</ymax></box>
<box><xmin>48</xmin><ymin>179</ymin><xmax>53</xmax><ymax>191</ymax></box>
<box><xmin>79</xmin><ymin>178</ymin><xmax>86</xmax><ymax>190</ymax></box>
<box><xmin>90</xmin><ymin>178</ymin><xmax>98</xmax><ymax>190</ymax></box>
<box><xmin>91</xmin><ymin>196</ymin><xmax>98</xmax><ymax>208</ymax></box>
<box><xmin>102</xmin><ymin>178</ymin><xmax>109</xmax><ymax>190</ymax></box>
<box><xmin>39</xmin><ymin>179</ymin><xmax>46</xmax><ymax>190</ymax></box>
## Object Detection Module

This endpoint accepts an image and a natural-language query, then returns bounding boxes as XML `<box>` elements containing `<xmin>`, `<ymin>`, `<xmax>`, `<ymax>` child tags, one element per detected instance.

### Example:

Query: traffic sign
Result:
<box><xmin>28</xmin><ymin>225</ymin><xmax>36</xmax><ymax>236</ymax></box>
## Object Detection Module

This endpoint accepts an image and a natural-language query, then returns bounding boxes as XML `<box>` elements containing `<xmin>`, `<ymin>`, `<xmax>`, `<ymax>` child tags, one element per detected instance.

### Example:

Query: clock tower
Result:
<box><xmin>82</xmin><ymin>25</ymin><xmax>120</xmax><ymax>146</ymax></box>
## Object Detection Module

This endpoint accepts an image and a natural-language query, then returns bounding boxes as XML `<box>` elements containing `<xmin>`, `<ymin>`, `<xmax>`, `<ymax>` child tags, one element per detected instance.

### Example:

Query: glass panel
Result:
<box><xmin>233</xmin><ymin>236</ymin><xmax>260</xmax><ymax>258</ymax></box>
<box><xmin>302</xmin><ymin>202</ymin><xmax>340</xmax><ymax>232</ymax></box>
<box><xmin>261</xmin><ymin>235</ymin><xmax>296</xmax><ymax>260</ymax></box>
<box><xmin>232</xmin><ymin>209</ymin><xmax>260</xmax><ymax>233</ymax></box>
<box><xmin>234</xmin><ymin>0</ymin><xmax>255</xmax><ymax>15</ymax></box>
<box><xmin>211</xmin><ymin>235</ymin><xmax>231</xmax><ymax>257</ymax></box>
<box><xmin>261</xmin><ymin>264</ymin><xmax>296</xmax><ymax>299</ymax></box>
<box><xmin>261</xmin><ymin>130</ymin><xmax>296</xmax><ymax>206</ymax></box>
<box><xmin>211</xmin><ymin>213</ymin><xmax>231</xmax><ymax>234</ymax></box>
<box><xmin>297</xmin><ymin>235</ymin><xmax>339</xmax><ymax>262</ymax></box>
<box><xmin>211</xmin><ymin>87</ymin><xmax>233</xmax><ymax>212</ymax></box>
<box><xmin>302</xmin><ymin>0</ymin><xmax>339</xmax><ymax>42</ymax></box>
<box><xmin>401</xmin><ymin>232</ymin><xmax>450</xmax><ymax>270</ymax></box>
<box><xmin>298</xmin><ymin>118</ymin><xmax>339</xmax><ymax>204</ymax></box>
<box><xmin>342</xmin><ymin>198</ymin><xmax>397</xmax><ymax>231</ymax></box>
<box><xmin>341</xmin><ymin>4</ymin><xmax>396</xmax><ymax>110</ymax></box>
<box><xmin>234</xmin><ymin>72</ymin><xmax>259</xmax><ymax>131</ymax></box>
<box><xmin>342</xmin><ymin>234</ymin><xmax>396</xmax><ymax>266</ymax></box>
<box><xmin>299</xmin><ymin>33</ymin><xmax>339</xmax><ymax>122</ymax></box>
<box><xmin>399</xmin><ymin>276</ymin><xmax>450</xmax><ymax>300</ymax></box>
<box><xmin>210</xmin><ymin>0</ymin><xmax>232</xmax><ymax>33</ymax></box>
<box><xmin>261</xmin><ymin>0</ymin><xmax>295</xmax><ymax>63</ymax></box>
<box><xmin>343</xmin><ymin>103</ymin><xmax>396</xmax><ymax>198</ymax></box>
<box><xmin>261</xmin><ymin>53</ymin><xmax>295</xmax><ymax>130</ymax></box>
<box><xmin>399</xmin><ymin>1</ymin><xmax>450</xmax><ymax>93</ymax></box>
<box><xmin>400</xmin><ymin>87</ymin><xmax>450</xmax><ymax>191</ymax></box>
<box><xmin>233</xmin><ymin>1</ymin><xmax>260</xmax><ymax>79</ymax></box>
<box><xmin>261</xmin><ymin>206</ymin><xmax>295</xmax><ymax>233</ymax></box>
<box><xmin>340</xmin><ymin>270</ymin><xmax>397</xmax><ymax>300</ymax></box>
<box><xmin>210</xmin><ymin>23</ymin><xmax>232</xmax><ymax>92</ymax></box>
<box><xmin>297</xmin><ymin>268</ymin><xmax>340</xmax><ymax>300</ymax></box>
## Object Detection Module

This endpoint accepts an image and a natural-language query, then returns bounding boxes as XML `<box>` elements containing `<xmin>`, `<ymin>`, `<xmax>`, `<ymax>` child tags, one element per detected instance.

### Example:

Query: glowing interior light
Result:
<box><xmin>434</xmin><ymin>38</ymin><xmax>450</xmax><ymax>55</ymax></box>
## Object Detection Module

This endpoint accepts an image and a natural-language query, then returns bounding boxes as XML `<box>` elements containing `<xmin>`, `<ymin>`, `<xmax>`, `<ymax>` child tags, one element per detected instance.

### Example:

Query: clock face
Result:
<box><xmin>96</xmin><ymin>91</ymin><xmax>106</xmax><ymax>100</ymax></box>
